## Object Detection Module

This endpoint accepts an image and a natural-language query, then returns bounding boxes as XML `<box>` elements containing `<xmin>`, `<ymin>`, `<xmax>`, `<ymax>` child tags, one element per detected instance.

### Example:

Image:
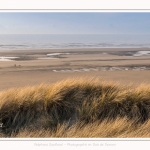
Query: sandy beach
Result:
<box><xmin>0</xmin><ymin>48</ymin><xmax>150</xmax><ymax>91</ymax></box>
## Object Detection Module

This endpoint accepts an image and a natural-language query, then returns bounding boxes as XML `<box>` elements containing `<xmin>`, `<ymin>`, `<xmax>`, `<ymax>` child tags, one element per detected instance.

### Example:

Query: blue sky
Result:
<box><xmin>0</xmin><ymin>12</ymin><xmax>150</xmax><ymax>34</ymax></box>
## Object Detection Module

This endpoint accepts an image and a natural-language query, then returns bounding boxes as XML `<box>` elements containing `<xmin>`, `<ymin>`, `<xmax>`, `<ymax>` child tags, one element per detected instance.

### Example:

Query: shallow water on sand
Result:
<box><xmin>52</xmin><ymin>66</ymin><xmax>150</xmax><ymax>73</ymax></box>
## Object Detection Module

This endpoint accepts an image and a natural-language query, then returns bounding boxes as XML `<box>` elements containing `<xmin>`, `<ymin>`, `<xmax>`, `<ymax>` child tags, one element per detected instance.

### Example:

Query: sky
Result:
<box><xmin>0</xmin><ymin>12</ymin><xmax>150</xmax><ymax>34</ymax></box>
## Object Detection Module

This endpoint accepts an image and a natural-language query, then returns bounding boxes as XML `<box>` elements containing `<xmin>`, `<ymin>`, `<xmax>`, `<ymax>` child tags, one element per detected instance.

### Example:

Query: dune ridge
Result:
<box><xmin>0</xmin><ymin>78</ymin><xmax>150</xmax><ymax>137</ymax></box>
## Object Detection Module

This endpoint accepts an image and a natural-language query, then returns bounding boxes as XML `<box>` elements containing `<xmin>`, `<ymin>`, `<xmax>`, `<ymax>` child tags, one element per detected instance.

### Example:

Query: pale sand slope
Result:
<box><xmin>0</xmin><ymin>48</ymin><xmax>150</xmax><ymax>91</ymax></box>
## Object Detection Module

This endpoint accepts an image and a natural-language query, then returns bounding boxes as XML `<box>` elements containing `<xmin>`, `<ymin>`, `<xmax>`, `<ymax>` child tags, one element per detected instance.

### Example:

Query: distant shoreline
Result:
<box><xmin>0</xmin><ymin>47</ymin><xmax>150</xmax><ymax>61</ymax></box>
<box><xmin>1</xmin><ymin>47</ymin><xmax>150</xmax><ymax>53</ymax></box>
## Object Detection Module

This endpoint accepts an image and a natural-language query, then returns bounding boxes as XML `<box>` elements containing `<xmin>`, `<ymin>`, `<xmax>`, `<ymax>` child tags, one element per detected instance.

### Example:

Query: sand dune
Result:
<box><xmin>1</xmin><ymin>78</ymin><xmax>150</xmax><ymax>137</ymax></box>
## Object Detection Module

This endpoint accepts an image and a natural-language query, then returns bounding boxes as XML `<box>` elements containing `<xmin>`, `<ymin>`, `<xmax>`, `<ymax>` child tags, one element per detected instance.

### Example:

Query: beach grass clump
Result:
<box><xmin>11</xmin><ymin>118</ymin><xmax>150</xmax><ymax>138</ymax></box>
<box><xmin>0</xmin><ymin>78</ymin><xmax>150</xmax><ymax>137</ymax></box>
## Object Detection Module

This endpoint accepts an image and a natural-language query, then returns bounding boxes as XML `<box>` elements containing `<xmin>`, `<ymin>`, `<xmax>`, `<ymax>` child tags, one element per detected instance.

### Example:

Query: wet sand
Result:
<box><xmin>0</xmin><ymin>48</ymin><xmax>150</xmax><ymax>91</ymax></box>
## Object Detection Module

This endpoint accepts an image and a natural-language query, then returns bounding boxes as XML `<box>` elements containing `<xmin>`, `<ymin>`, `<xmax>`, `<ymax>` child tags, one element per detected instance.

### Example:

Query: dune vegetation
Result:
<box><xmin>0</xmin><ymin>78</ymin><xmax>150</xmax><ymax>138</ymax></box>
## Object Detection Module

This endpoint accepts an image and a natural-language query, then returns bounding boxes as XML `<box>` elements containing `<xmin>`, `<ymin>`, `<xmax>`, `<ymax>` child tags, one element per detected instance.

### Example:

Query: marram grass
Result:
<box><xmin>0</xmin><ymin>78</ymin><xmax>150</xmax><ymax>137</ymax></box>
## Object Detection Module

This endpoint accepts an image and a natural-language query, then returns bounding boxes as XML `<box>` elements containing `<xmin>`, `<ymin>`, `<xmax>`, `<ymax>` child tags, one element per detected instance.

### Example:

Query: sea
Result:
<box><xmin>0</xmin><ymin>34</ymin><xmax>150</xmax><ymax>50</ymax></box>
